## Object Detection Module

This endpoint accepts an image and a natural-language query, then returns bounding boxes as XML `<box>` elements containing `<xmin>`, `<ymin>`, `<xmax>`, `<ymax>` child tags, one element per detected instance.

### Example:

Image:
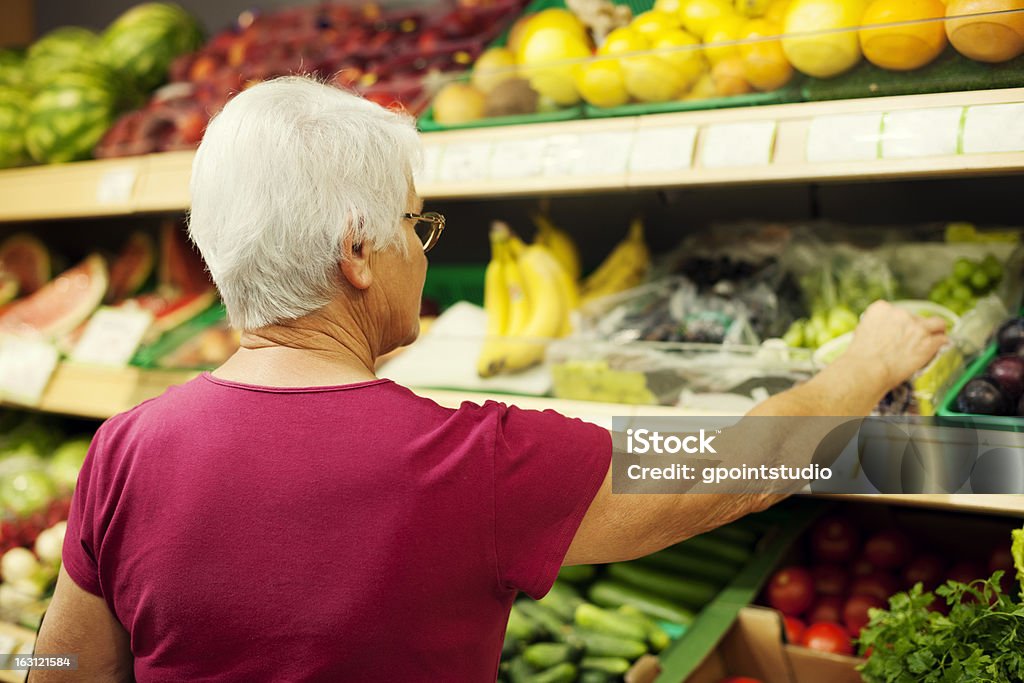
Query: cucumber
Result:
<box><xmin>588</xmin><ymin>581</ymin><xmax>695</xmax><ymax>626</ymax></box>
<box><xmin>523</xmin><ymin>642</ymin><xmax>574</xmax><ymax>670</ymax></box>
<box><xmin>616</xmin><ymin>605</ymin><xmax>671</xmax><ymax>652</ymax></box>
<box><xmin>558</xmin><ymin>564</ymin><xmax>596</xmax><ymax>584</ymax></box>
<box><xmin>677</xmin><ymin>534</ymin><xmax>752</xmax><ymax>566</ymax></box>
<box><xmin>574</xmin><ymin>603</ymin><xmax>647</xmax><ymax>641</ymax></box>
<box><xmin>507</xmin><ymin>605</ymin><xmax>539</xmax><ymax>642</ymax></box>
<box><xmin>580</xmin><ymin>671</ymin><xmax>613</xmax><ymax>683</ymax></box>
<box><xmin>517</xmin><ymin>600</ymin><xmax>570</xmax><ymax>642</ymax></box>
<box><xmin>635</xmin><ymin>550</ymin><xmax>731</xmax><ymax>584</ymax></box>
<box><xmin>607</xmin><ymin>563</ymin><xmax>719</xmax><ymax>609</ymax></box>
<box><xmin>580</xmin><ymin>655</ymin><xmax>632</xmax><ymax>675</ymax></box>
<box><xmin>502</xmin><ymin>633</ymin><xmax>523</xmax><ymax>660</ymax></box>
<box><xmin>504</xmin><ymin>657</ymin><xmax>532</xmax><ymax>683</ymax></box>
<box><xmin>709</xmin><ymin>524</ymin><xmax>758</xmax><ymax>547</ymax></box>
<box><xmin>575</xmin><ymin>629</ymin><xmax>648</xmax><ymax>659</ymax></box>
<box><xmin>539</xmin><ymin>582</ymin><xmax>584</xmax><ymax>621</ymax></box>
<box><xmin>525</xmin><ymin>663</ymin><xmax>577</xmax><ymax>683</ymax></box>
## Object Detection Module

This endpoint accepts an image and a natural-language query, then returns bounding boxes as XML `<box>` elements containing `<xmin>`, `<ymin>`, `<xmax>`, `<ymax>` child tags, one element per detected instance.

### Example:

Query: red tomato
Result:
<box><xmin>843</xmin><ymin>594</ymin><xmax>885</xmax><ymax>636</ymax></box>
<box><xmin>801</xmin><ymin>621</ymin><xmax>854</xmax><ymax>656</ymax></box>
<box><xmin>850</xmin><ymin>572</ymin><xmax>900</xmax><ymax>601</ymax></box>
<box><xmin>812</xmin><ymin>564</ymin><xmax>850</xmax><ymax>597</ymax></box>
<box><xmin>808</xmin><ymin>595</ymin><xmax>844</xmax><ymax>624</ymax></box>
<box><xmin>810</xmin><ymin>516</ymin><xmax>860</xmax><ymax>563</ymax></box>
<box><xmin>783</xmin><ymin>616</ymin><xmax>806</xmax><ymax>644</ymax></box>
<box><xmin>902</xmin><ymin>554</ymin><xmax>946</xmax><ymax>591</ymax></box>
<box><xmin>767</xmin><ymin>566</ymin><xmax>815</xmax><ymax>616</ymax></box>
<box><xmin>852</xmin><ymin>557</ymin><xmax>876</xmax><ymax>577</ymax></box>
<box><xmin>863</xmin><ymin>530</ymin><xmax>912</xmax><ymax>569</ymax></box>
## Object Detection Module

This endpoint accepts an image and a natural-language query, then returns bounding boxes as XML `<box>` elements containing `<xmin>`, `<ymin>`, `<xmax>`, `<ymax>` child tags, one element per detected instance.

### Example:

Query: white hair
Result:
<box><xmin>188</xmin><ymin>76</ymin><xmax>422</xmax><ymax>330</ymax></box>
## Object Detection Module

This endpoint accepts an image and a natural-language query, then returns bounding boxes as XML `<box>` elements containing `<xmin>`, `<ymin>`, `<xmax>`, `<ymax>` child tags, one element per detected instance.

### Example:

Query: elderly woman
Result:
<box><xmin>34</xmin><ymin>77</ymin><xmax>946</xmax><ymax>682</ymax></box>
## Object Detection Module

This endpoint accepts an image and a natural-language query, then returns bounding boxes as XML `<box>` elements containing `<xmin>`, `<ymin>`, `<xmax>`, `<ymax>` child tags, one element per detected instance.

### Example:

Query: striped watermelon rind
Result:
<box><xmin>24</xmin><ymin>27</ymin><xmax>101</xmax><ymax>92</ymax></box>
<box><xmin>0</xmin><ymin>50</ymin><xmax>25</xmax><ymax>88</ymax></box>
<box><xmin>0</xmin><ymin>85</ymin><xmax>30</xmax><ymax>169</ymax></box>
<box><xmin>25</xmin><ymin>70</ymin><xmax>121</xmax><ymax>165</ymax></box>
<box><xmin>101</xmin><ymin>3</ymin><xmax>204</xmax><ymax>94</ymax></box>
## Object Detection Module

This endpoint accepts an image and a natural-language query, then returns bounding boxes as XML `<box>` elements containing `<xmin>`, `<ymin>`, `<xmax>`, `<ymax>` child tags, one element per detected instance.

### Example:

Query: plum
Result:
<box><xmin>987</xmin><ymin>354</ymin><xmax>1024</xmax><ymax>400</ymax></box>
<box><xmin>956</xmin><ymin>378</ymin><xmax>1011</xmax><ymax>416</ymax></box>
<box><xmin>996</xmin><ymin>317</ymin><xmax>1024</xmax><ymax>354</ymax></box>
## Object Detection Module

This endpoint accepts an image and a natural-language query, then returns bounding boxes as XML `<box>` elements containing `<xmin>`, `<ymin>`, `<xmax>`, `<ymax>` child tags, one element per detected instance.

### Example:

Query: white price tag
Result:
<box><xmin>0</xmin><ymin>336</ymin><xmax>59</xmax><ymax>406</ymax></box>
<box><xmin>542</xmin><ymin>134</ymin><xmax>584</xmax><ymax>177</ymax></box>
<box><xmin>415</xmin><ymin>143</ymin><xmax>443</xmax><ymax>186</ymax></box>
<box><xmin>438</xmin><ymin>142</ymin><xmax>492</xmax><ymax>182</ymax></box>
<box><xmin>629</xmin><ymin>126</ymin><xmax>697</xmax><ymax>173</ymax></box>
<box><xmin>806</xmin><ymin>112</ymin><xmax>884</xmax><ymax>163</ymax></box>
<box><xmin>701</xmin><ymin>121</ymin><xmax>776</xmax><ymax>168</ymax></box>
<box><xmin>572</xmin><ymin>130</ymin><xmax>634</xmax><ymax>176</ymax></box>
<box><xmin>70</xmin><ymin>307</ymin><xmax>154</xmax><ymax>367</ymax></box>
<box><xmin>881</xmin><ymin>107</ymin><xmax>963</xmax><ymax>159</ymax></box>
<box><xmin>489</xmin><ymin>138</ymin><xmax>546</xmax><ymax>179</ymax></box>
<box><xmin>96</xmin><ymin>167</ymin><xmax>138</xmax><ymax>204</ymax></box>
<box><xmin>962</xmin><ymin>103</ymin><xmax>1024</xmax><ymax>154</ymax></box>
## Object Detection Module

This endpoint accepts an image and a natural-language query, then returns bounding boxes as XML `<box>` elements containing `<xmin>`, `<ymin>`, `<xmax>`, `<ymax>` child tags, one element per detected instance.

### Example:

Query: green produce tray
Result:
<box><xmin>803</xmin><ymin>49</ymin><xmax>1024</xmax><ymax>102</ymax></box>
<box><xmin>422</xmin><ymin>264</ymin><xmax>486</xmax><ymax>309</ymax></box>
<box><xmin>418</xmin><ymin>103</ymin><xmax>584</xmax><ymax>132</ymax></box>
<box><xmin>584</xmin><ymin>77</ymin><xmax>806</xmax><ymax>119</ymax></box>
<box><xmin>936</xmin><ymin>341</ymin><xmax>1024</xmax><ymax>433</ymax></box>
<box><xmin>131</xmin><ymin>303</ymin><xmax>227</xmax><ymax>369</ymax></box>
<box><xmin>654</xmin><ymin>498</ymin><xmax>823</xmax><ymax>681</ymax></box>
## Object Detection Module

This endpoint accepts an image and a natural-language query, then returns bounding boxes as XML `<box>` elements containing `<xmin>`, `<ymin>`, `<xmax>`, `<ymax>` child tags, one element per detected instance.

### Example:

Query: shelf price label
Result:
<box><xmin>489</xmin><ymin>138</ymin><xmax>547</xmax><ymax>179</ymax></box>
<box><xmin>414</xmin><ymin>143</ymin><xmax>443</xmax><ymax>186</ymax></box>
<box><xmin>881</xmin><ymin>107</ymin><xmax>963</xmax><ymax>159</ymax></box>
<box><xmin>572</xmin><ymin>130</ymin><xmax>634</xmax><ymax>176</ymax></box>
<box><xmin>438</xmin><ymin>142</ymin><xmax>493</xmax><ymax>182</ymax></box>
<box><xmin>806</xmin><ymin>112</ymin><xmax>885</xmax><ymax>163</ymax></box>
<box><xmin>629</xmin><ymin>126</ymin><xmax>698</xmax><ymax>173</ymax></box>
<box><xmin>0</xmin><ymin>335</ymin><xmax>59</xmax><ymax>406</ymax></box>
<box><xmin>542</xmin><ymin>134</ymin><xmax>584</xmax><ymax>177</ymax></box>
<box><xmin>70</xmin><ymin>307</ymin><xmax>155</xmax><ymax>368</ymax></box>
<box><xmin>961</xmin><ymin>103</ymin><xmax>1024</xmax><ymax>155</ymax></box>
<box><xmin>701</xmin><ymin>121</ymin><xmax>776</xmax><ymax>168</ymax></box>
<box><xmin>96</xmin><ymin>166</ymin><xmax>138</xmax><ymax>204</ymax></box>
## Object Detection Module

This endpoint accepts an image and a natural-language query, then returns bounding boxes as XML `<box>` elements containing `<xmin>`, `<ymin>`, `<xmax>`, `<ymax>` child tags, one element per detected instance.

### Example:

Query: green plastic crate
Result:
<box><xmin>422</xmin><ymin>264</ymin><xmax>486</xmax><ymax>310</ymax></box>
<box><xmin>418</xmin><ymin>102</ymin><xmax>584</xmax><ymax>132</ymax></box>
<box><xmin>936</xmin><ymin>341</ymin><xmax>1024</xmax><ymax>433</ymax></box>
<box><xmin>583</xmin><ymin>78</ymin><xmax>805</xmax><ymax>119</ymax></box>
<box><xmin>132</xmin><ymin>304</ymin><xmax>227</xmax><ymax>369</ymax></box>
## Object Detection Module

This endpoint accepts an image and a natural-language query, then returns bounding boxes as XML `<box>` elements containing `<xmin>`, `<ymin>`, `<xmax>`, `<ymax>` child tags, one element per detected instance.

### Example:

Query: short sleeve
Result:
<box><xmin>491</xmin><ymin>404</ymin><xmax>611</xmax><ymax>599</ymax></box>
<box><xmin>62</xmin><ymin>429</ymin><xmax>106</xmax><ymax>597</ymax></box>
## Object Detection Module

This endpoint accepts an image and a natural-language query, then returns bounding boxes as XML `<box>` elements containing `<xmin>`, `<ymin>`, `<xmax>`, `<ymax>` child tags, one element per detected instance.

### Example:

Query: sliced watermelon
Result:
<box><xmin>124</xmin><ymin>288</ymin><xmax>216</xmax><ymax>342</ymax></box>
<box><xmin>159</xmin><ymin>220</ymin><xmax>211</xmax><ymax>294</ymax></box>
<box><xmin>0</xmin><ymin>254</ymin><xmax>107</xmax><ymax>340</ymax></box>
<box><xmin>106</xmin><ymin>231</ymin><xmax>155</xmax><ymax>304</ymax></box>
<box><xmin>0</xmin><ymin>233</ymin><xmax>51</xmax><ymax>295</ymax></box>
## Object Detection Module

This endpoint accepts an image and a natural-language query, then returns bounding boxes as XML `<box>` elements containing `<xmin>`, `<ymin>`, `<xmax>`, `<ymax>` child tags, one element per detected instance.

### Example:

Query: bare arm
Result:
<box><xmin>31</xmin><ymin>567</ymin><xmax>133</xmax><ymax>682</ymax></box>
<box><xmin>565</xmin><ymin>302</ymin><xmax>948</xmax><ymax>565</ymax></box>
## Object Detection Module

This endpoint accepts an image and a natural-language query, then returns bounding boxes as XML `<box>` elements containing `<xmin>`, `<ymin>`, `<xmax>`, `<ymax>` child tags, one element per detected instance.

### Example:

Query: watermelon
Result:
<box><xmin>106</xmin><ymin>231</ymin><xmax>155</xmax><ymax>303</ymax></box>
<box><xmin>127</xmin><ymin>288</ymin><xmax>217</xmax><ymax>340</ymax></box>
<box><xmin>0</xmin><ymin>85</ymin><xmax>29</xmax><ymax>169</ymax></box>
<box><xmin>100</xmin><ymin>3</ymin><xmax>203</xmax><ymax>94</ymax></box>
<box><xmin>0</xmin><ymin>254</ymin><xmax>107</xmax><ymax>340</ymax></box>
<box><xmin>0</xmin><ymin>50</ymin><xmax>24</xmax><ymax>88</ymax></box>
<box><xmin>24</xmin><ymin>68</ymin><xmax>122</xmax><ymax>164</ymax></box>
<box><xmin>24</xmin><ymin>27</ymin><xmax>102</xmax><ymax>91</ymax></box>
<box><xmin>0</xmin><ymin>233</ymin><xmax>51</xmax><ymax>295</ymax></box>
<box><xmin>160</xmin><ymin>220</ymin><xmax>211</xmax><ymax>293</ymax></box>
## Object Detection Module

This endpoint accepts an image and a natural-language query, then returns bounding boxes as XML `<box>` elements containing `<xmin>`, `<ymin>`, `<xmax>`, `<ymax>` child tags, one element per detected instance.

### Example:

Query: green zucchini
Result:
<box><xmin>502</xmin><ymin>633</ymin><xmax>523</xmax><ymax>661</ymax></box>
<box><xmin>504</xmin><ymin>656</ymin><xmax>532</xmax><ymax>683</ymax></box>
<box><xmin>709</xmin><ymin>524</ymin><xmax>758</xmax><ymax>547</ymax></box>
<box><xmin>574</xmin><ymin>603</ymin><xmax>647</xmax><ymax>641</ymax></box>
<box><xmin>607</xmin><ymin>563</ymin><xmax>719</xmax><ymax>609</ymax></box>
<box><xmin>517</xmin><ymin>600</ymin><xmax>570</xmax><ymax>642</ymax></box>
<box><xmin>523</xmin><ymin>642</ymin><xmax>574</xmax><ymax>670</ymax></box>
<box><xmin>635</xmin><ymin>549</ymin><xmax>731</xmax><ymax>584</ymax></box>
<box><xmin>525</xmin><ymin>663</ymin><xmax>577</xmax><ymax>683</ymax></box>
<box><xmin>507</xmin><ymin>605</ymin><xmax>539</xmax><ymax>642</ymax></box>
<box><xmin>575</xmin><ymin>629</ymin><xmax>648</xmax><ymax>659</ymax></box>
<box><xmin>676</xmin><ymin>534</ymin><xmax>752</xmax><ymax>566</ymax></box>
<box><xmin>558</xmin><ymin>564</ymin><xmax>597</xmax><ymax>584</ymax></box>
<box><xmin>580</xmin><ymin>671</ymin><xmax>612</xmax><ymax>683</ymax></box>
<box><xmin>580</xmin><ymin>655</ymin><xmax>632</xmax><ymax>675</ymax></box>
<box><xmin>588</xmin><ymin>581</ymin><xmax>695</xmax><ymax>626</ymax></box>
<box><xmin>538</xmin><ymin>582</ymin><xmax>584</xmax><ymax>621</ymax></box>
<box><xmin>616</xmin><ymin>605</ymin><xmax>671</xmax><ymax>652</ymax></box>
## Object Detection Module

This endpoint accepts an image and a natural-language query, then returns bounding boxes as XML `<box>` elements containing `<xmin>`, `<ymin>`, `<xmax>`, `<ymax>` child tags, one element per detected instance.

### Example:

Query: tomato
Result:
<box><xmin>843</xmin><ymin>594</ymin><xmax>885</xmax><ymax>636</ymax></box>
<box><xmin>812</xmin><ymin>564</ymin><xmax>850</xmax><ymax>597</ymax></box>
<box><xmin>852</xmin><ymin>557</ymin><xmax>876</xmax><ymax>576</ymax></box>
<box><xmin>902</xmin><ymin>554</ymin><xmax>946</xmax><ymax>591</ymax></box>
<box><xmin>808</xmin><ymin>595</ymin><xmax>844</xmax><ymax>624</ymax></box>
<box><xmin>850</xmin><ymin>572</ymin><xmax>900</xmax><ymax>601</ymax></box>
<box><xmin>810</xmin><ymin>516</ymin><xmax>860</xmax><ymax>563</ymax></box>
<box><xmin>783</xmin><ymin>616</ymin><xmax>806</xmax><ymax>644</ymax></box>
<box><xmin>767</xmin><ymin>566</ymin><xmax>815</xmax><ymax>616</ymax></box>
<box><xmin>801</xmin><ymin>621</ymin><xmax>854</xmax><ymax>656</ymax></box>
<box><xmin>863</xmin><ymin>530</ymin><xmax>912</xmax><ymax>569</ymax></box>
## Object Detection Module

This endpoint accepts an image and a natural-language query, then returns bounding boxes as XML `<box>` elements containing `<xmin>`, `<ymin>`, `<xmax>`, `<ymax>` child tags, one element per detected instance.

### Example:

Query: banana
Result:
<box><xmin>499</xmin><ymin>243</ymin><xmax>568</xmax><ymax>374</ymax></box>
<box><xmin>580</xmin><ymin>218</ymin><xmax>650</xmax><ymax>303</ymax></box>
<box><xmin>532</xmin><ymin>212</ymin><xmax>581</xmax><ymax>282</ymax></box>
<box><xmin>482</xmin><ymin>228</ymin><xmax>509</xmax><ymax>337</ymax></box>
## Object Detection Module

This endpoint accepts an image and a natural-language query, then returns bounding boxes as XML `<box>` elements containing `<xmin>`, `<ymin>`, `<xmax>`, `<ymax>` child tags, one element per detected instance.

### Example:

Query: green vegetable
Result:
<box><xmin>558</xmin><ymin>564</ymin><xmax>596</xmax><ymax>584</ymax></box>
<box><xmin>574</xmin><ymin>630</ymin><xmax>648</xmax><ymax>659</ymax></box>
<box><xmin>858</xmin><ymin>527</ymin><xmax>1024</xmax><ymax>682</ymax></box>
<box><xmin>517</xmin><ymin>600</ymin><xmax>570</xmax><ymax>642</ymax></box>
<box><xmin>675</xmin><ymin>534</ymin><xmax>751</xmax><ymax>566</ymax></box>
<box><xmin>524</xmin><ymin>663</ymin><xmax>577</xmax><ymax>683</ymax></box>
<box><xmin>579</xmin><ymin>671</ymin><xmax>613</xmax><ymax>683</ymax></box>
<box><xmin>588</xmin><ymin>581</ymin><xmax>695</xmax><ymax>625</ymax></box>
<box><xmin>635</xmin><ymin>549</ymin><xmax>731</xmax><ymax>584</ymax></box>
<box><xmin>574</xmin><ymin>603</ymin><xmax>647</xmax><ymax>641</ymax></box>
<box><xmin>707</xmin><ymin>524</ymin><xmax>758</xmax><ymax>548</ymax></box>
<box><xmin>581</xmin><ymin>655</ymin><xmax>631</xmax><ymax>674</ymax></box>
<box><xmin>523</xmin><ymin>642</ymin><xmax>579</xmax><ymax>669</ymax></box>
<box><xmin>502</xmin><ymin>633</ymin><xmax>523</xmax><ymax>661</ymax></box>
<box><xmin>617</xmin><ymin>605</ymin><xmax>671</xmax><ymax>652</ymax></box>
<box><xmin>607</xmin><ymin>563</ymin><xmax>718</xmax><ymax>609</ymax></box>
<box><xmin>507</xmin><ymin>605</ymin><xmax>539</xmax><ymax>642</ymax></box>
<box><xmin>538</xmin><ymin>582</ymin><xmax>584</xmax><ymax>621</ymax></box>
<box><xmin>504</xmin><ymin>656</ymin><xmax>532</xmax><ymax>683</ymax></box>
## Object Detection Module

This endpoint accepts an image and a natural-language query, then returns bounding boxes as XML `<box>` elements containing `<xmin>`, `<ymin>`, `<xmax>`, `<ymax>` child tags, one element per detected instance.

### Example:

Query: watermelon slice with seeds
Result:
<box><xmin>0</xmin><ymin>254</ymin><xmax>107</xmax><ymax>340</ymax></box>
<box><xmin>106</xmin><ymin>231</ymin><xmax>155</xmax><ymax>304</ymax></box>
<box><xmin>0</xmin><ymin>233</ymin><xmax>51</xmax><ymax>295</ymax></box>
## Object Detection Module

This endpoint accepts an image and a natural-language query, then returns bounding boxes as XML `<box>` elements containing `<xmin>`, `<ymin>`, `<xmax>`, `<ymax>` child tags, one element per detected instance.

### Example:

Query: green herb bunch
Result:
<box><xmin>857</xmin><ymin>528</ymin><xmax>1024</xmax><ymax>683</ymax></box>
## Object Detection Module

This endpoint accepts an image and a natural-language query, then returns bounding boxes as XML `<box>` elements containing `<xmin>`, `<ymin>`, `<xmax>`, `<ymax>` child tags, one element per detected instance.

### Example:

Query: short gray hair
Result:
<box><xmin>188</xmin><ymin>76</ymin><xmax>422</xmax><ymax>330</ymax></box>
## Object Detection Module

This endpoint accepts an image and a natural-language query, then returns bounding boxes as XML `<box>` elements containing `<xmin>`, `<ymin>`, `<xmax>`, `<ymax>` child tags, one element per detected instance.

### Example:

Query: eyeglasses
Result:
<box><xmin>403</xmin><ymin>211</ymin><xmax>445</xmax><ymax>253</ymax></box>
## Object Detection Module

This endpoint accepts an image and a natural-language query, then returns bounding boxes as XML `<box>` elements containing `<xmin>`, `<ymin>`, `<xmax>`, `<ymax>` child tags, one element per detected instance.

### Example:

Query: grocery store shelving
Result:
<box><xmin>1</xmin><ymin>88</ymin><xmax>1023</xmax><ymax>221</ymax></box>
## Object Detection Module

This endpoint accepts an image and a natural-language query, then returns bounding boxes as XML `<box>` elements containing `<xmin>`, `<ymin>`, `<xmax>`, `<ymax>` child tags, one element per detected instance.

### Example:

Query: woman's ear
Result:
<box><xmin>340</xmin><ymin>235</ymin><xmax>373</xmax><ymax>290</ymax></box>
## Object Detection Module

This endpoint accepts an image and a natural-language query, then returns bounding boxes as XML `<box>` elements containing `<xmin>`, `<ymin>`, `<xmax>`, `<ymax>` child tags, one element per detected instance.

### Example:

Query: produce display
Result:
<box><xmin>501</xmin><ymin>519</ymin><xmax>764</xmax><ymax>682</ymax></box>
<box><xmin>947</xmin><ymin>314</ymin><xmax>1024</xmax><ymax>418</ymax></box>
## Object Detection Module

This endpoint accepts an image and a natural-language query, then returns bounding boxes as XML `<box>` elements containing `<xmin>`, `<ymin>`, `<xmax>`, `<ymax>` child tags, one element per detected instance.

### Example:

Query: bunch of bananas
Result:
<box><xmin>580</xmin><ymin>218</ymin><xmax>651</xmax><ymax>304</ymax></box>
<box><xmin>477</xmin><ymin>222</ymin><xmax>579</xmax><ymax>378</ymax></box>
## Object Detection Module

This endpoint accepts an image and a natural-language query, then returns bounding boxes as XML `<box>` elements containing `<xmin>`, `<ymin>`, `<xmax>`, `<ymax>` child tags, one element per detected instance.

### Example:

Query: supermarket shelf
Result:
<box><xmin>1</xmin><ymin>88</ymin><xmax>1023</xmax><ymax>222</ymax></box>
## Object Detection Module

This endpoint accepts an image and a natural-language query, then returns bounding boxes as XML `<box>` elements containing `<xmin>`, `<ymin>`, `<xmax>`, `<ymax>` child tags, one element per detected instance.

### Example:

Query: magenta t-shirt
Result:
<box><xmin>63</xmin><ymin>374</ymin><xmax>611</xmax><ymax>681</ymax></box>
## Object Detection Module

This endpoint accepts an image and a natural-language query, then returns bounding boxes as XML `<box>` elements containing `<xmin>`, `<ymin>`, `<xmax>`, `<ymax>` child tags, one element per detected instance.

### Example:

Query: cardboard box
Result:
<box><xmin>0</xmin><ymin>0</ymin><xmax>34</xmax><ymax>47</ymax></box>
